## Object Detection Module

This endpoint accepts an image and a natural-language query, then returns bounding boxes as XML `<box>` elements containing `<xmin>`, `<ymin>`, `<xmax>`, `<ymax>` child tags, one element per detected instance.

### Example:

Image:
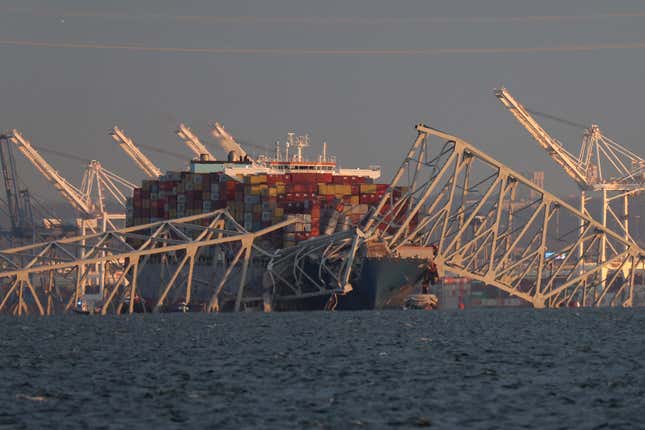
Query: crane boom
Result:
<box><xmin>176</xmin><ymin>123</ymin><xmax>215</xmax><ymax>161</ymax></box>
<box><xmin>7</xmin><ymin>130</ymin><xmax>94</xmax><ymax>216</ymax></box>
<box><xmin>211</xmin><ymin>122</ymin><xmax>252</xmax><ymax>161</ymax></box>
<box><xmin>109</xmin><ymin>126</ymin><xmax>163</xmax><ymax>178</ymax></box>
<box><xmin>494</xmin><ymin>87</ymin><xmax>589</xmax><ymax>188</ymax></box>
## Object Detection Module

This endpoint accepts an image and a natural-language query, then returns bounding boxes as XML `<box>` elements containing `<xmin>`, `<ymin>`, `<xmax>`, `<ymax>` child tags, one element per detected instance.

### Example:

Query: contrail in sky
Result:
<box><xmin>1</xmin><ymin>40</ymin><xmax>645</xmax><ymax>55</ymax></box>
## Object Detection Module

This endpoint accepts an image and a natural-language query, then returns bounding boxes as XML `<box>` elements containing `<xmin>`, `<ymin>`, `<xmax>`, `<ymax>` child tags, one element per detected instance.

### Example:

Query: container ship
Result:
<box><xmin>126</xmin><ymin>132</ymin><xmax>433</xmax><ymax>311</ymax></box>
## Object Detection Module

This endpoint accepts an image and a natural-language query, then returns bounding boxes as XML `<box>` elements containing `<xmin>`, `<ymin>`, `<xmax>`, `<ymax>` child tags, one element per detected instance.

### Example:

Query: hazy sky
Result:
<box><xmin>1</xmin><ymin>0</ymin><xmax>644</xmax><ymax>205</ymax></box>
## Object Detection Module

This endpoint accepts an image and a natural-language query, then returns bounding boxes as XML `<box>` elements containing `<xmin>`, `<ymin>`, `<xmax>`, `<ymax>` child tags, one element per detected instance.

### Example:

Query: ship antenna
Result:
<box><xmin>285</xmin><ymin>141</ymin><xmax>290</xmax><ymax>161</ymax></box>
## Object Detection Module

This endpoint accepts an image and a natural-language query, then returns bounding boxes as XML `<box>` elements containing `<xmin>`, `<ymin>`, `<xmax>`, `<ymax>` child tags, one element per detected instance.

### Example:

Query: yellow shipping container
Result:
<box><xmin>246</xmin><ymin>174</ymin><xmax>267</xmax><ymax>185</ymax></box>
<box><xmin>269</xmin><ymin>187</ymin><xmax>277</xmax><ymax>197</ymax></box>
<box><xmin>318</xmin><ymin>184</ymin><xmax>329</xmax><ymax>195</ymax></box>
<box><xmin>276</xmin><ymin>184</ymin><xmax>286</xmax><ymax>194</ymax></box>
<box><xmin>274</xmin><ymin>207</ymin><xmax>284</xmax><ymax>217</ymax></box>
<box><xmin>350</xmin><ymin>195</ymin><xmax>359</xmax><ymax>206</ymax></box>
<box><xmin>341</xmin><ymin>184</ymin><xmax>352</xmax><ymax>194</ymax></box>
<box><xmin>360</xmin><ymin>184</ymin><xmax>377</xmax><ymax>194</ymax></box>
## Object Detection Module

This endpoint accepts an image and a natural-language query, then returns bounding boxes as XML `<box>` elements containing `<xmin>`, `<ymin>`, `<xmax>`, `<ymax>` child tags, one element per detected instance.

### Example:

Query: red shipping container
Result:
<box><xmin>291</xmin><ymin>173</ymin><xmax>318</xmax><ymax>184</ymax></box>
<box><xmin>316</xmin><ymin>173</ymin><xmax>333</xmax><ymax>183</ymax></box>
<box><xmin>268</xmin><ymin>174</ymin><xmax>288</xmax><ymax>185</ymax></box>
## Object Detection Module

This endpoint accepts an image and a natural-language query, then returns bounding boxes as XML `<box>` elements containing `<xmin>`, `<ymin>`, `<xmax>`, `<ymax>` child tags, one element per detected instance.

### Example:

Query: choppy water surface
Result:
<box><xmin>1</xmin><ymin>309</ymin><xmax>644</xmax><ymax>429</ymax></box>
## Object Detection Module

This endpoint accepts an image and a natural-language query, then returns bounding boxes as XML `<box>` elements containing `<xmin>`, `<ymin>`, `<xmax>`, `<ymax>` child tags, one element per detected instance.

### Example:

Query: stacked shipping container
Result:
<box><xmin>127</xmin><ymin>170</ymin><xmax>405</xmax><ymax>249</ymax></box>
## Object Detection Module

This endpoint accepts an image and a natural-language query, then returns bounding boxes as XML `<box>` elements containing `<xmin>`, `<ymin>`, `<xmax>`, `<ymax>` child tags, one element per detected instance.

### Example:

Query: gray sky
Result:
<box><xmin>1</xmin><ymin>0</ymin><xmax>644</xmax><ymax>205</ymax></box>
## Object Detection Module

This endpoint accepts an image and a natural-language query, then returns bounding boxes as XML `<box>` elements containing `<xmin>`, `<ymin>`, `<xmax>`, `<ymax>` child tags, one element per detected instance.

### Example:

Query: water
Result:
<box><xmin>1</xmin><ymin>308</ymin><xmax>643</xmax><ymax>429</ymax></box>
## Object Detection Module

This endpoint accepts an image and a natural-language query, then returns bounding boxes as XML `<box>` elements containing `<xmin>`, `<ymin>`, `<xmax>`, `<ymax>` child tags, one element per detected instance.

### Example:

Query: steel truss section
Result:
<box><xmin>365</xmin><ymin>124</ymin><xmax>644</xmax><ymax>308</ymax></box>
<box><xmin>0</xmin><ymin>210</ymin><xmax>293</xmax><ymax>316</ymax></box>
<box><xmin>265</xmin><ymin>123</ymin><xmax>644</xmax><ymax>310</ymax></box>
<box><xmin>264</xmin><ymin>229</ymin><xmax>361</xmax><ymax>308</ymax></box>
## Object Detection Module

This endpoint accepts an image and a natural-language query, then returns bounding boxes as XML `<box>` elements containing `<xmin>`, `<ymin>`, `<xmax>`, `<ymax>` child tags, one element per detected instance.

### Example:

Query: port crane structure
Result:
<box><xmin>176</xmin><ymin>123</ymin><xmax>215</xmax><ymax>161</ymax></box>
<box><xmin>210</xmin><ymin>122</ymin><xmax>252</xmax><ymax>162</ymax></box>
<box><xmin>5</xmin><ymin>130</ymin><xmax>136</xmax><ymax>233</ymax></box>
<box><xmin>0</xmin><ymin>123</ymin><xmax>641</xmax><ymax>315</ymax></box>
<box><xmin>494</xmin><ymin>87</ymin><xmax>644</xmax><ymax>253</ymax></box>
<box><xmin>109</xmin><ymin>126</ymin><xmax>163</xmax><ymax>178</ymax></box>
<box><xmin>0</xmin><ymin>135</ymin><xmax>35</xmax><ymax>240</ymax></box>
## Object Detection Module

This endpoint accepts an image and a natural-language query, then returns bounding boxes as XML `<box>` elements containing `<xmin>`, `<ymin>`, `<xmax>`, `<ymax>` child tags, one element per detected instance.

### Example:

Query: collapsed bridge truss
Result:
<box><xmin>267</xmin><ymin>124</ymin><xmax>644</xmax><ymax>309</ymax></box>
<box><xmin>0</xmin><ymin>210</ymin><xmax>293</xmax><ymax>315</ymax></box>
<box><xmin>1</xmin><ymin>124</ymin><xmax>643</xmax><ymax>315</ymax></box>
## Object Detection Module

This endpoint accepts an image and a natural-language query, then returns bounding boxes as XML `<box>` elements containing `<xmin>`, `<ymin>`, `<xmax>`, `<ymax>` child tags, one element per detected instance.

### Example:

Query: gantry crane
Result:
<box><xmin>176</xmin><ymin>123</ymin><xmax>215</xmax><ymax>161</ymax></box>
<box><xmin>0</xmin><ymin>134</ymin><xmax>34</xmax><ymax>240</ymax></box>
<box><xmin>210</xmin><ymin>122</ymin><xmax>252</xmax><ymax>162</ymax></box>
<box><xmin>6</xmin><ymin>130</ymin><xmax>135</xmax><ymax>232</ymax></box>
<box><xmin>7</xmin><ymin>130</ymin><xmax>95</xmax><ymax>216</ymax></box>
<box><xmin>494</xmin><ymin>87</ymin><xmax>644</xmax><ymax>282</ymax></box>
<box><xmin>109</xmin><ymin>126</ymin><xmax>162</xmax><ymax>178</ymax></box>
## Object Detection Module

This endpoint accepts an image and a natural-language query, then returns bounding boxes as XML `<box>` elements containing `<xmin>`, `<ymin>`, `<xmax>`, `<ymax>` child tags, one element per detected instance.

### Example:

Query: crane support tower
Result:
<box><xmin>176</xmin><ymin>123</ymin><xmax>215</xmax><ymax>161</ymax></box>
<box><xmin>109</xmin><ymin>126</ymin><xmax>162</xmax><ymax>178</ymax></box>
